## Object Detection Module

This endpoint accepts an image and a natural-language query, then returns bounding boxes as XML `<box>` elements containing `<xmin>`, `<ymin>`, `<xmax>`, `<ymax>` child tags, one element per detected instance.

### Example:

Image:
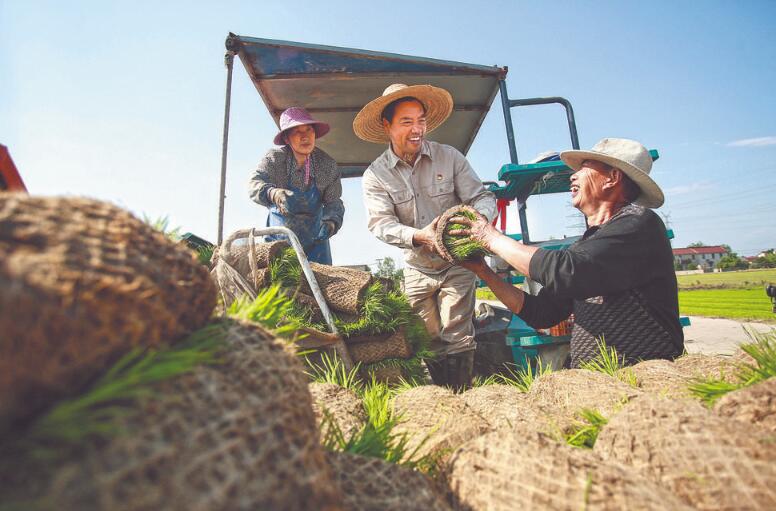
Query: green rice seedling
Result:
<box><xmin>226</xmin><ymin>285</ymin><xmax>299</xmax><ymax>338</ymax></box>
<box><xmin>15</xmin><ymin>324</ymin><xmax>226</xmax><ymax>456</ymax></box>
<box><xmin>442</xmin><ymin>209</ymin><xmax>489</xmax><ymax>261</ymax></box>
<box><xmin>496</xmin><ymin>358</ymin><xmax>553</xmax><ymax>393</ymax></box>
<box><xmin>471</xmin><ymin>374</ymin><xmax>500</xmax><ymax>387</ymax></box>
<box><xmin>142</xmin><ymin>214</ymin><xmax>181</xmax><ymax>241</ymax></box>
<box><xmin>305</xmin><ymin>352</ymin><xmax>363</xmax><ymax>391</ymax></box>
<box><xmin>579</xmin><ymin>337</ymin><xmax>627</xmax><ymax>377</ymax></box>
<box><xmin>392</xmin><ymin>375</ymin><xmax>426</xmax><ymax>394</ymax></box>
<box><xmin>268</xmin><ymin>247</ymin><xmax>303</xmax><ymax>288</ymax></box>
<box><xmin>564</xmin><ymin>408</ymin><xmax>609</xmax><ymax>449</ymax></box>
<box><xmin>689</xmin><ymin>328</ymin><xmax>776</xmax><ymax>405</ymax></box>
<box><xmin>360</xmin><ymin>378</ymin><xmax>392</xmax><ymax>428</ymax></box>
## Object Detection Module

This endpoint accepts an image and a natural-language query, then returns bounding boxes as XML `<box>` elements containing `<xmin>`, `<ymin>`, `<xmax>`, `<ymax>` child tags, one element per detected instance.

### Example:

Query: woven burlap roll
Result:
<box><xmin>0</xmin><ymin>194</ymin><xmax>215</xmax><ymax>432</ymax></box>
<box><xmin>433</xmin><ymin>204</ymin><xmax>481</xmax><ymax>263</ymax></box>
<box><xmin>447</xmin><ymin>429</ymin><xmax>693</xmax><ymax>511</ymax></box>
<box><xmin>595</xmin><ymin>394</ymin><xmax>776</xmax><ymax>509</ymax></box>
<box><xmin>217</xmin><ymin>237</ymin><xmax>289</xmax><ymax>277</ymax></box>
<box><xmin>309</xmin><ymin>382</ymin><xmax>367</xmax><ymax>441</ymax></box>
<box><xmin>327</xmin><ymin>451</ymin><xmax>450</xmax><ymax>511</ymax></box>
<box><xmin>2</xmin><ymin>320</ymin><xmax>343</xmax><ymax>511</ymax></box>
<box><xmin>461</xmin><ymin>384</ymin><xmax>541</xmax><ymax>430</ymax></box>
<box><xmin>301</xmin><ymin>263</ymin><xmax>373</xmax><ymax>315</ymax></box>
<box><xmin>346</xmin><ymin>329</ymin><xmax>413</xmax><ymax>364</ymax></box>
<box><xmin>714</xmin><ymin>378</ymin><xmax>776</xmax><ymax>433</ymax></box>
<box><xmin>673</xmin><ymin>353</ymin><xmax>740</xmax><ymax>383</ymax></box>
<box><xmin>393</xmin><ymin>386</ymin><xmax>491</xmax><ymax>464</ymax></box>
<box><xmin>618</xmin><ymin>359</ymin><xmax>692</xmax><ymax>399</ymax></box>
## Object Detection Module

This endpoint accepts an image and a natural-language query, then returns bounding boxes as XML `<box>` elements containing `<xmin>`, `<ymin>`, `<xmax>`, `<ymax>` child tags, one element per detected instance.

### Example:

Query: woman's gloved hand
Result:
<box><xmin>268</xmin><ymin>188</ymin><xmax>295</xmax><ymax>215</ymax></box>
<box><xmin>314</xmin><ymin>220</ymin><xmax>336</xmax><ymax>242</ymax></box>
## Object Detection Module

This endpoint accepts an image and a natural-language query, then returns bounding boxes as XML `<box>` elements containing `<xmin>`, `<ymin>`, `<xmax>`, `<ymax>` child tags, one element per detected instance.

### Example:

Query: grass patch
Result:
<box><xmin>442</xmin><ymin>209</ymin><xmax>489</xmax><ymax>261</ymax></box>
<box><xmin>676</xmin><ymin>269</ymin><xmax>776</xmax><ymax>291</ymax></box>
<box><xmin>226</xmin><ymin>285</ymin><xmax>300</xmax><ymax>338</ymax></box>
<box><xmin>689</xmin><ymin>328</ymin><xmax>776</xmax><ymax>405</ymax></box>
<box><xmin>494</xmin><ymin>359</ymin><xmax>553</xmax><ymax>392</ymax></box>
<box><xmin>679</xmin><ymin>287</ymin><xmax>774</xmax><ymax>322</ymax></box>
<box><xmin>564</xmin><ymin>408</ymin><xmax>608</xmax><ymax>449</ymax></box>
<box><xmin>579</xmin><ymin>338</ymin><xmax>638</xmax><ymax>387</ymax></box>
<box><xmin>306</xmin><ymin>352</ymin><xmax>363</xmax><ymax>391</ymax></box>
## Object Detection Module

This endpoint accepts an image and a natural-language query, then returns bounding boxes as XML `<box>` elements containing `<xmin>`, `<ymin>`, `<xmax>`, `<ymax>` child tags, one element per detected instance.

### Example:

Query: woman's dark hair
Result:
<box><xmin>381</xmin><ymin>97</ymin><xmax>427</xmax><ymax>123</ymax></box>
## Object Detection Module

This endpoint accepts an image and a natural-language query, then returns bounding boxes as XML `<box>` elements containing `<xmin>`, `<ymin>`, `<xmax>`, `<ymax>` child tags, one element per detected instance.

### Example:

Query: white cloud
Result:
<box><xmin>664</xmin><ymin>181</ymin><xmax>714</xmax><ymax>196</ymax></box>
<box><xmin>726</xmin><ymin>136</ymin><xmax>776</xmax><ymax>147</ymax></box>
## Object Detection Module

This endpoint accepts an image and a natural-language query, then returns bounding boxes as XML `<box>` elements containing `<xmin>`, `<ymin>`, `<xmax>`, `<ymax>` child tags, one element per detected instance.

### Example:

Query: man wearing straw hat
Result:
<box><xmin>355</xmin><ymin>84</ymin><xmax>496</xmax><ymax>390</ymax></box>
<box><xmin>451</xmin><ymin>138</ymin><xmax>684</xmax><ymax>367</ymax></box>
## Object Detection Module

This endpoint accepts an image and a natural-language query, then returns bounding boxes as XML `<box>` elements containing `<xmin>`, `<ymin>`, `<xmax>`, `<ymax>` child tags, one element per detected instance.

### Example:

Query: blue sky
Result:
<box><xmin>2</xmin><ymin>0</ymin><xmax>775</xmax><ymax>267</ymax></box>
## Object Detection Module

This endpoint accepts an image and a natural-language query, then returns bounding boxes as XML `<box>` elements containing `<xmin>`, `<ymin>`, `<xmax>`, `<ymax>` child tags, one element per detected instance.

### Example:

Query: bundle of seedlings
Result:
<box><xmin>446</xmin><ymin>429</ymin><xmax>692</xmax><ymax>511</ymax></box>
<box><xmin>460</xmin><ymin>384</ymin><xmax>541</xmax><ymax>430</ymax></box>
<box><xmin>0</xmin><ymin>314</ymin><xmax>344</xmax><ymax>511</ymax></box>
<box><xmin>434</xmin><ymin>204</ymin><xmax>490</xmax><ymax>263</ymax></box>
<box><xmin>0</xmin><ymin>194</ymin><xmax>216</xmax><ymax>436</ymax></box>
<box><xmin>309</xmin><ymin>382</ymin><xmax>368</xmax><ymax>441</ymax></box>
<box><xmin>594</xmin><ymin>394</ymin><xmax>776</xmax><ymax>510</ymax></box>
<box><xmin>713</xmin><ymin>377</ymin><xmax>776</xmax><ymax>432</ymax></box>
<box><xmin>617</xmin><ymin>358</ymin><xmax>692</xmax><ymax>399</ymax></box>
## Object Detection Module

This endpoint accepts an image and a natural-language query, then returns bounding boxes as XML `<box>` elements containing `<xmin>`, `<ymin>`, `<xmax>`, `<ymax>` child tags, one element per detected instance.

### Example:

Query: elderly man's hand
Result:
<box><xmin>447</xmin><ymin>211</ymin><xmax>500</xmax><ymax>252</ymax></box>
<box><xmin>412</xmin><ymin>217</ymin><xmax>439</xmax><ymax>249</ymax></box>
<box><xmin>458</xmin><ymin>256</ymin><xmax>489</xmax><ymax>276</ymax></box>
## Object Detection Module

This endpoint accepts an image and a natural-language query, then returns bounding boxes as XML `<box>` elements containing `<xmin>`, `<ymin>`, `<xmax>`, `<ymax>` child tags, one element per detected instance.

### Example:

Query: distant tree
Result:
<box><xmin>674</xmin><ymin>260</ymin><xmax>684</xmax><ymax>271</ymax></box>
<box><xmin>688</xmin><ymin>241</ymin><xmax>706</xmax><ymax>247</ymax></box>
<box><xmin>375</xmin><ymin>257</ymin><xmax>403</xmax><ymax>287</ymax></box>
<box><xmin>750</xmin><ymin>252</ymin><xmax>776</xmax><ymax>269</ymax></box>
<box><xmin>721</xmin><ymin>244</ymin><xmax>732</xmax><ymax>253</ymax></box>
<box><xmin>717</xmin><ymin>252</ymin><xmax>749</xmax><ymax>271</ymax></box>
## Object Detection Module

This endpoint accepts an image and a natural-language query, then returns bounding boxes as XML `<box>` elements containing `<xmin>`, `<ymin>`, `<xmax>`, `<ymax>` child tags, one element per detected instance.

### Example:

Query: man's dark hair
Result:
<box><xmin>381</xmin><ymin>96</ymin><xmax>427</xmax><ymax>123</ymax></box>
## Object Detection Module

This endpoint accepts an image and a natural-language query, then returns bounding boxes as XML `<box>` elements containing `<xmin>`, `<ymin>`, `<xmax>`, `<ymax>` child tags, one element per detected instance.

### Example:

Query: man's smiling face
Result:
<box><xmin>383</xmin><ymin>99</ymin><xmax>427</xmax><ymax>161</ymax></box>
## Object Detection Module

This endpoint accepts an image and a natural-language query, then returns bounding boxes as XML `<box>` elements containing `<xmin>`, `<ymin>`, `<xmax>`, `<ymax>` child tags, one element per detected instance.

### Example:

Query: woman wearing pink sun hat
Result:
<box><xmin>248</xmin><ymin>107</ymin><xmax>344</xmax><ymax>264</ymax></box>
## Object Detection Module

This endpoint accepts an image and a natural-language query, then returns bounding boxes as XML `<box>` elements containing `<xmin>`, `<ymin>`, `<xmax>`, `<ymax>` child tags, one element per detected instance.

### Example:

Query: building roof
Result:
<box><xmin>672</xmin><ymin>246</ymin><xmax>727</xmax><ymax>256</ymax></box>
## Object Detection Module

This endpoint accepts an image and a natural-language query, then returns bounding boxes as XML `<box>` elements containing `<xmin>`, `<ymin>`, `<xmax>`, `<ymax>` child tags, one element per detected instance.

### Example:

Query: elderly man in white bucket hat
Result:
<box><xmin>355</xmin><ymin>84</ymin><xmax>496</xmax><ymax>390</ymax></box>
<box><xmin>451</xmin><ymin>138</ymin><xmax>683</xmax><ymax>367</ymax></box>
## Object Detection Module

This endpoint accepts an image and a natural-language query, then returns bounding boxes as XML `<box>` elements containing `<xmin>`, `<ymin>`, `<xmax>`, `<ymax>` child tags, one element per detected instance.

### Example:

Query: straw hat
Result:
<box><xmin>353</xmin><ymin>84</ymin><xmax>453</xmax><ymax>143</ymax></box>
<box><xmin>560</xmin><ymin>138</ymin><xmax>664</xmax><ymax>208</ymax></box>
<box><xmin>273</xmin><ymin>107</ymin><xmax>330</xmax><ymax>146</ymax></box>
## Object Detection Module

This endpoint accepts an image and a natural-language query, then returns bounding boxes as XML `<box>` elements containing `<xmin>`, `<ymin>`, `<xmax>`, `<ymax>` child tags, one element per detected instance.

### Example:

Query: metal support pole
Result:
<box><xmin>217</xmin><ymin>50</ymin><xmax>235</xmax><ymax>245</ymax></box>
<box><xmin>498</xmin><ymin>79</ymin><xmax>519</xmax><ymax>165</ymax></box>
<box><xmin>507</xmin><ymin>96</ymin><xmax>580</xmax><ymax>150</ymax></box>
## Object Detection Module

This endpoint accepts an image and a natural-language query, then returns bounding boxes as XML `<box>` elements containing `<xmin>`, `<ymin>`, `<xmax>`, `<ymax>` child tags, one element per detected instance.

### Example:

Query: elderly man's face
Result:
<box><xmin>569</xmin><ymin>159</ymin><xmax>613</xmax><ymax>212</ymax></box>
<box><xmin>383</xmin><ymin>100</ymin><xmax>427</xmax><ymax>160</ymax></box>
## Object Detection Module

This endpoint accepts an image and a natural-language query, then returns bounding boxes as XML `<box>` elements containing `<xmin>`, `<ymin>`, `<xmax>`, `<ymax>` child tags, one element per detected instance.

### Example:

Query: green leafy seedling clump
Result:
<box><xmin>443</xmin><ymin>209</ymin><xmax>489</xmax><ymax>261</ymax></box>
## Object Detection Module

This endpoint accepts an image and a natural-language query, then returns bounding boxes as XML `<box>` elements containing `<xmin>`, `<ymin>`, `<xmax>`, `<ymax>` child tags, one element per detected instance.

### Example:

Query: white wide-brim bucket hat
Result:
<box><xmin>353</xmin><ymin>83</ymin><xmax>453</xmax><ymax>143</ymax></box>
<box><xmin>560</xmin><ymin>138</ymin><xmax>665</xmax><ymax>208</ymax></box>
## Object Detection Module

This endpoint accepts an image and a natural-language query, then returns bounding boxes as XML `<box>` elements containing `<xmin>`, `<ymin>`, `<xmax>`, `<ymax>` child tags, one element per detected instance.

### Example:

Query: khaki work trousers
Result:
<box><xmin>403</xmin><ymin>265</ymin><xmax>477</xmax><ymax>356</ymax></box>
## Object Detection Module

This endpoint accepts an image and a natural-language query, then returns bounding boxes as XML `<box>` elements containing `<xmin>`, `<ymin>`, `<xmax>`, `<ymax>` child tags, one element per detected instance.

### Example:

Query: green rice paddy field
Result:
<box><xmin>677</xmin><ymin>269</ymin><xmax>776</xmax><ymax>322</ymax></box>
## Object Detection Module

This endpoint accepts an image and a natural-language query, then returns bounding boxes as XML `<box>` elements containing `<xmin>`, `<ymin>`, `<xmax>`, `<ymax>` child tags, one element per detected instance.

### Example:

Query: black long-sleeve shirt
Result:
<box><xmin>520</xmin><ymin>204</ymin><xmax>683</xmax><ymax>367</ymax></box>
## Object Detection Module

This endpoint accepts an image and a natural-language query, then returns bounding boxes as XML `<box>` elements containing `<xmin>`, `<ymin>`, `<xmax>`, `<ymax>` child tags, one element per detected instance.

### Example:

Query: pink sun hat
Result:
<box><xmin>273</xmin><ymin>107</ymin><xmax>331</xmax><ymax>146</ymax></box>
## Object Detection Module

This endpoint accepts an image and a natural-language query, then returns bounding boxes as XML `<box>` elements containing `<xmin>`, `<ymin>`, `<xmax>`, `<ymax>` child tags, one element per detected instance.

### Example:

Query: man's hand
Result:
<box><xmin>268</xmin><ymin>188</ymin><xmax>294</xmax><ymax>215</ymax></box>
<box><xmin>447</xmin><ymin>211</ymin><xmax>500</xmax><ymax>252</ymax></box>
<box><xmin>314</xmin><ymin>220</ymin><xmax>336</xmax><ymax>242</ymax></box>
<box><xmin>412</xmin><ymin>217</ymin><xmax>439</xmax><ymax>249</ymax></box>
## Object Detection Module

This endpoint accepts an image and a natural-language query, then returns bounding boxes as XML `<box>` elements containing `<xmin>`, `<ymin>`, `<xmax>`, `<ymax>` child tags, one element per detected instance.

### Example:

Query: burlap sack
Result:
<box><xmin>714</xmin><ymin>378</ymin><xmax>776</xmax><ymax>433</ymax></box>
<box><xmin>347</xmin><ymin>329</ymin><xmax>413</xmax><ymax>364</ymax></box>
<box><xmin>327</xmin><ymin>451</ymin><xmax>450</xmax><ymax>511</ymax></box>
<box><xmin>0</xmin><ymin>195</ymin><xmax>215</xmax><ymax>432</ymax></box>
<box><xmin>433</xmin><ymin>204</ymin><xmax>481</xmax><ymax>263</ymax></box>
<box><xmin>620</xmin><ymin>359</ymin><xmax>692</xmax><ymax>398</ymax></box>
<box><xmin>393</xmin><ymin>386</ymin><xmax>491</xmax><ymax>463</ymax></box>
<box><xmin>595</xmin><ymin>394</ymin><xmax>776</xmax><ymax>510</ymax></box>
<box><xmin>216</xmin><ymin>237</ymin><xmax>289</xmax><ymax>276</ymax></box>
<box><xmin>1</xmin><ymin>320</ymin><xmax>343</xmax><ymax>511</ymax></box>
<box><xmin>309</xmin><ymin>382</ymin><xmax>367</xmax><ymax>441</ymax></box>
<box><xmin>301</xmin><ymin>263</ymin><xmax>373</xmax><ymax>315</ymax></box>
<box><xmin>447</xmin><ymin>429</ymin><xmax>692</xmax><ymax>511</ymax></box>
<box><xmin>673</xmin><ymin>353</ymin><xmax>740</xmax><ymax>383</ymax></box>
<box><xmin>527</xmin><ymin>369</ymin><xmax>641</xmax><ymax>431</ymax></box>
<box><xmin>460</xmin><ymin>384</ymin><xmax>540</xmax><ymax>430</ymax></box>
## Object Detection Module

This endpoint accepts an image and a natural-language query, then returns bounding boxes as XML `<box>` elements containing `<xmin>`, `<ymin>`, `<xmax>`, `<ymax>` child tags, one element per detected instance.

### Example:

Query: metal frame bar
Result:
<box><xmin>217</xmin><ymin>50</ymin><xmax>235</xmax><ymax>245</ymax></box>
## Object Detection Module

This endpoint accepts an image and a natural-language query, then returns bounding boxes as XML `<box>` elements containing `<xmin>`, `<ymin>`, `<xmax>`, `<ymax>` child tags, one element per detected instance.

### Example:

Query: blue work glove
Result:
<box><xmin>314</xmin><ymin>221</ymin><xmax>336</xmax><ymax>242</ymax></box>
<box><xmin>268</xmin><ymin>188</ymin><xmax>294</xmax><ymax>215</ymax></box>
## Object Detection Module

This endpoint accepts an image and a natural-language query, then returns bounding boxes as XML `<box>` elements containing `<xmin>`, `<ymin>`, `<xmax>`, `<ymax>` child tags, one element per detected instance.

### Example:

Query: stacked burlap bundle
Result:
<box><xmin>392</xmin><ymin>386</ymin><xmax>491</xmax><ymax>463</ymax></box>
<box><xmin>2</xmin><ymin>320</ymin><xmax>343</xmax><ymax>511</ymax></box>
<box><xmin>714</xmin><ymin>377</ymin><xmax>776</xmax><ymax>433</ymax></box>
<box><xmin>301</xmin><ymin>262</ymin><xmax>373</xmax><ymax>315</ymax></box>
<box><xmin>327</xmin><ymin>451</ymin><xmax>451</xmax><ymax>511</ymax></box>
<box><xmin>527</xmin><ymin>369</ymin><xmax>641</xmax><ymax>432</ymax></box>
<box><xmin>595</xmin><ymin>394</ymin><xmax>776</xmax><ymax>509</ymax></box>
<box><xmin>433</xmin><ymin>204</ymin><xmax>483</xmax><ymax>263</ymax></box>
<box><xmin>0</xmin><ymin>194</ymin><xmax>215</xmax><ymax>432</ymax></box>
<box><xmin>673</xmin><ymin>353</ymin><xmax>740</xmax><ymax>383</ymax></box>
<box><xmin>460</xmin><ymin>384</ymin><xmax>540</xmax><ymax>430</ymax></box>
<box><xmin>618</xmin><ymin>359</ymin><xmax>692</xmax><ymax>398</ymax></box>
<box><xmin>309</xmin><ymin>382</ymin><xmax>367</xmax><ymax>440</ymax></box>
<box><xmin>447</xmin><ymin>429</ymin><xmax>692</xmax><ymax>511</ymax></box>
<box><xmin>346</xmin><ymin>328</ymin><xmax>413</xmax><ymax>364</ymax></box>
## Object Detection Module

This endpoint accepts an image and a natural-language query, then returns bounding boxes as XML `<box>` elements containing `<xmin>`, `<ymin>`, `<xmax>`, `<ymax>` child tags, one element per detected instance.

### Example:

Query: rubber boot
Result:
<box><xmin>446</xmin><ymin>350</ymin><xmax>475</xmax><ymax>393</ymax></box>
<box><xmin>425</xmin><ymin>356</ymin><xmax>448</xmax><ymax>386</ymax></box>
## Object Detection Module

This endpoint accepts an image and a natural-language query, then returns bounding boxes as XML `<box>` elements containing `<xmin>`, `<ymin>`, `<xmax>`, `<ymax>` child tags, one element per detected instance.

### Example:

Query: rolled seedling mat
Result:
<box><xmin>673</xmin><ymin>353</ymin><xmax>740</xmax><ymax>383</ymax></box>
<box><xmin>300</xmin><ymin>263</ymin><xmax>373</xmax><ymax>315</ymax></box>
<box><xmin>309</xmin><ymin>383</ymin><xmax>367</xmax><ymax>441</ymax></box>
<box><xmin>434</xmin><ymin>204</ymin><xmax>489</xmax><ymax>263</ymax></box>
<box><xmin>218</xmin><ymin>236</ymin><xmax>289</xmax><ymax>277</ymax></box>
<box><xmin>327</xmin><ymin>451</ymin><xmax>450</xmax><ymax>511</ymax></box>
<box><xmin>713</xmin><ymin>377</ymin><xmax>776</xmax><ymax>433</ymax></box>
<box><xmin>289</xmin><ymin>291</ymin><xmax>326</xmax><ymax>325</ymax></box>
<box><xmin>345</xmin><ymin>328</ymin><xmax>413</xmax><ymax>365</ymax></box>
<box><xmin>0</xmin><ymin>194</ymin><xmax>216</xmax><ymax>434</ymax></box>
<box><xmin>594</xmin><ymin>394</ymin><xmax>776</xmax><ymax>510</ymax></box>
<box><xmin>460</xmin><ymin>384</ymin><xmax>542</xmax><ymax>430</ymax></box>
<box><xmin>619</xmin><ymin>359</ymin><xmax>692</xmax><ymax>399</ymax></box>
<box><xmin>447</xmin><ymin>429</ymin><xmax>693</xmax><ymax>511</ymax></box>
<box><xmin>0</xmin><ymin>319</ymin><xmax>344</xmax><ymax>511</ymax></box>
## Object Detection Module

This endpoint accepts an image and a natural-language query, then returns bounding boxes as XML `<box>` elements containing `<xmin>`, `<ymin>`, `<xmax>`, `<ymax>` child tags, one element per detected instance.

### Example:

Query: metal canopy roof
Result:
<box><xmin>228</xmin><ymin>34</ymin><xmax>507</xmax><ymax>177</ymax></box>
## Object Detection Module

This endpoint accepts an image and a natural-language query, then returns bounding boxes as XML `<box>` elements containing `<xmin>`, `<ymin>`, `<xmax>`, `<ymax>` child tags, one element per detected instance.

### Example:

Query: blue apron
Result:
<box><xmin>266</xmin><ymin>174</ymin><xmax>332</xmax><ymax>265</ymax></box>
